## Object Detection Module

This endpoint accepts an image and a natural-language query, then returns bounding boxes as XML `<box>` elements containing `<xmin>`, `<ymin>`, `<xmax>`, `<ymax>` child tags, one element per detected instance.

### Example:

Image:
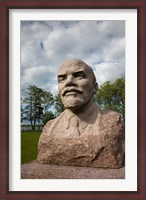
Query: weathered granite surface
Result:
<box><xmin>37</xmin><ymin>59</ymin><xmax>125</xmax><ymax>169</ymax></box>
<box><xmin>21</xmin><ymin>160</ymin><xmax>125</xmax><ymax>179</ymax></box>
<box><xmin>37</xmin><ymin>108</ymin><xmax>125</xmax><ymax>169</ymax></box>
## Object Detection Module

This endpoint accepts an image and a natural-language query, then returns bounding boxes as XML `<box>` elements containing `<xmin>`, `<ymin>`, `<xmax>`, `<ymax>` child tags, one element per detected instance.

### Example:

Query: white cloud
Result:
<box><xmin>21</xmin><ymin>20</ymin><xmax>125</xmax><ymax>96</ymax></box>
<box><xmin>93</xmin><ymin>62</ymin><xmax>125</xmax><ymax>86</ymax></box>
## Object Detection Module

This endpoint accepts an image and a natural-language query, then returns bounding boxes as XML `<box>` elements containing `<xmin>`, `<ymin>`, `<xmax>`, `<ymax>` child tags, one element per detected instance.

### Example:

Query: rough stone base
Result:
<box><xmin>21</xmin><ymin>160</ymin><xmax>125</xmax><ymax>179</ymax></box>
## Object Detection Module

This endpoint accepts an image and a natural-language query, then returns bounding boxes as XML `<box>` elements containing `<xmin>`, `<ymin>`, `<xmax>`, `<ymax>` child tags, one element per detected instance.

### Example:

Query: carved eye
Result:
<box><xmin>58</xmin><ymin>75</ymin><xmax>66</xmax><ymax>83</ymax></box>
<box><xmin>74</xmin><ymin>72</ymin><xmax>86</xmax><ymax>79</ymax></box>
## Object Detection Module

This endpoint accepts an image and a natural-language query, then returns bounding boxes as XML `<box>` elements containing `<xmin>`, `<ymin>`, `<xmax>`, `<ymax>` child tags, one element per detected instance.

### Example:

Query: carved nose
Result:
<box><xmin>65</xmin><ymin>75</ymin><xmax>76</xmax><ymax>87</ymax></box>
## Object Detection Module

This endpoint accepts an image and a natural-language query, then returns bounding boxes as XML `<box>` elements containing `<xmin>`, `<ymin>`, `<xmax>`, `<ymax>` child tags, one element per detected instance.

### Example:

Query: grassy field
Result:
<box><xmin>21</xmin><ymin>131</ymin><xmax>41</xmax><ymax>164</ymax></box>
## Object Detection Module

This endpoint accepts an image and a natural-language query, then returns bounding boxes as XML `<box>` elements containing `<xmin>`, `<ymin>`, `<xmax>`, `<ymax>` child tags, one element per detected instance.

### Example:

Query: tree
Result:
<box><xmin>42</xmin><ymin>111</ymin><xmax>55</xmax><ymax>125</ymax></box>
<box><xmin>41</xmin><ymin>89</ymin><xmax>54</xmax><ymax>122</ymax></box>
<box><xmin>23</xmin><ymin>85</ymin><xmax>54</xmax><ymax>130</ymax></box>
<box><xmin>21</xmin><ymin>98</ymin><xmax>24</xmax><ymax>123</ymax></box>
<box><xmin>96</xmin><ymin>78</ymin><xmax>125</xmax><ymax>120</ymax></box>
<box><xmin>54</xmin><ymin>94</ymin><xmax>64</xmax><ymax>116</ymax></box>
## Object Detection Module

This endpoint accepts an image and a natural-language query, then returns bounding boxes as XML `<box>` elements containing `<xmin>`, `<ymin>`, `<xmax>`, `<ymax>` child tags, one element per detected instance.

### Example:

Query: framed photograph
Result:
<box><xmin>0</xmin><ymin>0</ymin><xmax>145</xmax><ymax>199</ymax></box>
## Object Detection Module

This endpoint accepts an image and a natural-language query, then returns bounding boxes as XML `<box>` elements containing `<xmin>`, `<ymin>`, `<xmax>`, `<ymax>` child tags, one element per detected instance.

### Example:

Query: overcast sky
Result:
<box><xmin>21</xmin><ymin>20</ymin><xmax>125</xmax><ymax>97</ymax></box>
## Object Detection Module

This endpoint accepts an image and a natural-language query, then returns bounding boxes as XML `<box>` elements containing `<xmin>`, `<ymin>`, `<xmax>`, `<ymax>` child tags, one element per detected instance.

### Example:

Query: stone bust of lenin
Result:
<box><xmin>37</xmin><ymin>59</ymin><xmax>125</xmax><ymax>169</ymax></box>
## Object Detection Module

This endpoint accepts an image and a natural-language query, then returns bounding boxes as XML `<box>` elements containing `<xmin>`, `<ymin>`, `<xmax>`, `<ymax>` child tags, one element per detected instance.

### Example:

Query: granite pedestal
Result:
<box><xmin>21</xmin><ymin>160</ymin><xmax>125</xmax><ymax>179</ymax></box>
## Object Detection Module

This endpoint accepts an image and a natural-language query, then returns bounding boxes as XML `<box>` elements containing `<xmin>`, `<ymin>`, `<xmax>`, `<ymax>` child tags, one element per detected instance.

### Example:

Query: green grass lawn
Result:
<box><xmin>21</xmin><ymin>131</ymin><xmax>41</xmax><ymax>164</ymax></box>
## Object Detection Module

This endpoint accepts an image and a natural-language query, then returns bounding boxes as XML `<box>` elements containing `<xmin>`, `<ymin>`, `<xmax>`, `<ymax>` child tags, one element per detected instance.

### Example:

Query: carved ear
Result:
<box><xmin>93</xmin><ymin>82</ymin><xmax>98</xmax><ymax>94</ymax></box>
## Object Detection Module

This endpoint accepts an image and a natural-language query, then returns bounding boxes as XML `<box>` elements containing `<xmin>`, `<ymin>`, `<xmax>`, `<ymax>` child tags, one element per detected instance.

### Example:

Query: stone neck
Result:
<box><xmin>65</xmin><ymin>100</ymin><xmax>99</xmax><ymax>122</ymax></box>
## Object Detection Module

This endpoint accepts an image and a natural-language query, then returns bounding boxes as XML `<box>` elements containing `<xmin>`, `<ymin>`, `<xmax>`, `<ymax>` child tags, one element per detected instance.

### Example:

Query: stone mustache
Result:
<box><xmin>37</xmin><ymin>59</ymin><xmax>125</xmax><ymax>169</ymax></box>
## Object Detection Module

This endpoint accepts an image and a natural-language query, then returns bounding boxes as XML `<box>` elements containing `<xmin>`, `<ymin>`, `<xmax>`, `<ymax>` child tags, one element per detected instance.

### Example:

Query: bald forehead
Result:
<box><xmin>58</xmin><ymin>59</ymin><xmax>96</xmax><ymax>81</ymax></box>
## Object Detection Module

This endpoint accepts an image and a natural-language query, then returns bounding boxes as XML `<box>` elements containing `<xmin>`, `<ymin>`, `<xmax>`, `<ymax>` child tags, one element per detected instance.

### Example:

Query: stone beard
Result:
<box><xmin>37</xmin><ymin>59</ymin><xmax>125</xmax><ymax>169</ymax></box>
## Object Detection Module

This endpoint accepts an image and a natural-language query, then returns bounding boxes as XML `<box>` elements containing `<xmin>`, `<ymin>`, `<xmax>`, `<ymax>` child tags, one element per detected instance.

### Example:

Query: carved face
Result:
<box><xmin>58</xmin><ymin>60</ymin><xmax>97</xmax><ymax>110</ymax></box>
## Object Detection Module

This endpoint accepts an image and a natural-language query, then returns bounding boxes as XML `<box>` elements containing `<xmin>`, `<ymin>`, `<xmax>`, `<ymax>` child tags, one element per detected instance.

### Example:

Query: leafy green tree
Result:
<box><xmin>23</xmin><ymin>85</ymin><xmax>53</xmax><ymax>130</ymax></box>
<box><xmin>54</xmin><ymin>94</ymin><xmax>64</xmax><ymax>116</ymax></box>
<box><xmin>21</xmin><ymin>101</ymin><xmax>24</xmax><ymax>123</ymax></box>
<box><xmin>96</xmin><ymin>78</ymin><xmax>125</xmax><ymax>120</ymax></box>
<box><xmin>41</xmin><ymin>90</ymin><xmax>53</xmax><ymax>113</ymax></box>
<box><xmin>42</xmin><ymin>111</ymin><xmax>55</xmax><ymax>125</ymax></box>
